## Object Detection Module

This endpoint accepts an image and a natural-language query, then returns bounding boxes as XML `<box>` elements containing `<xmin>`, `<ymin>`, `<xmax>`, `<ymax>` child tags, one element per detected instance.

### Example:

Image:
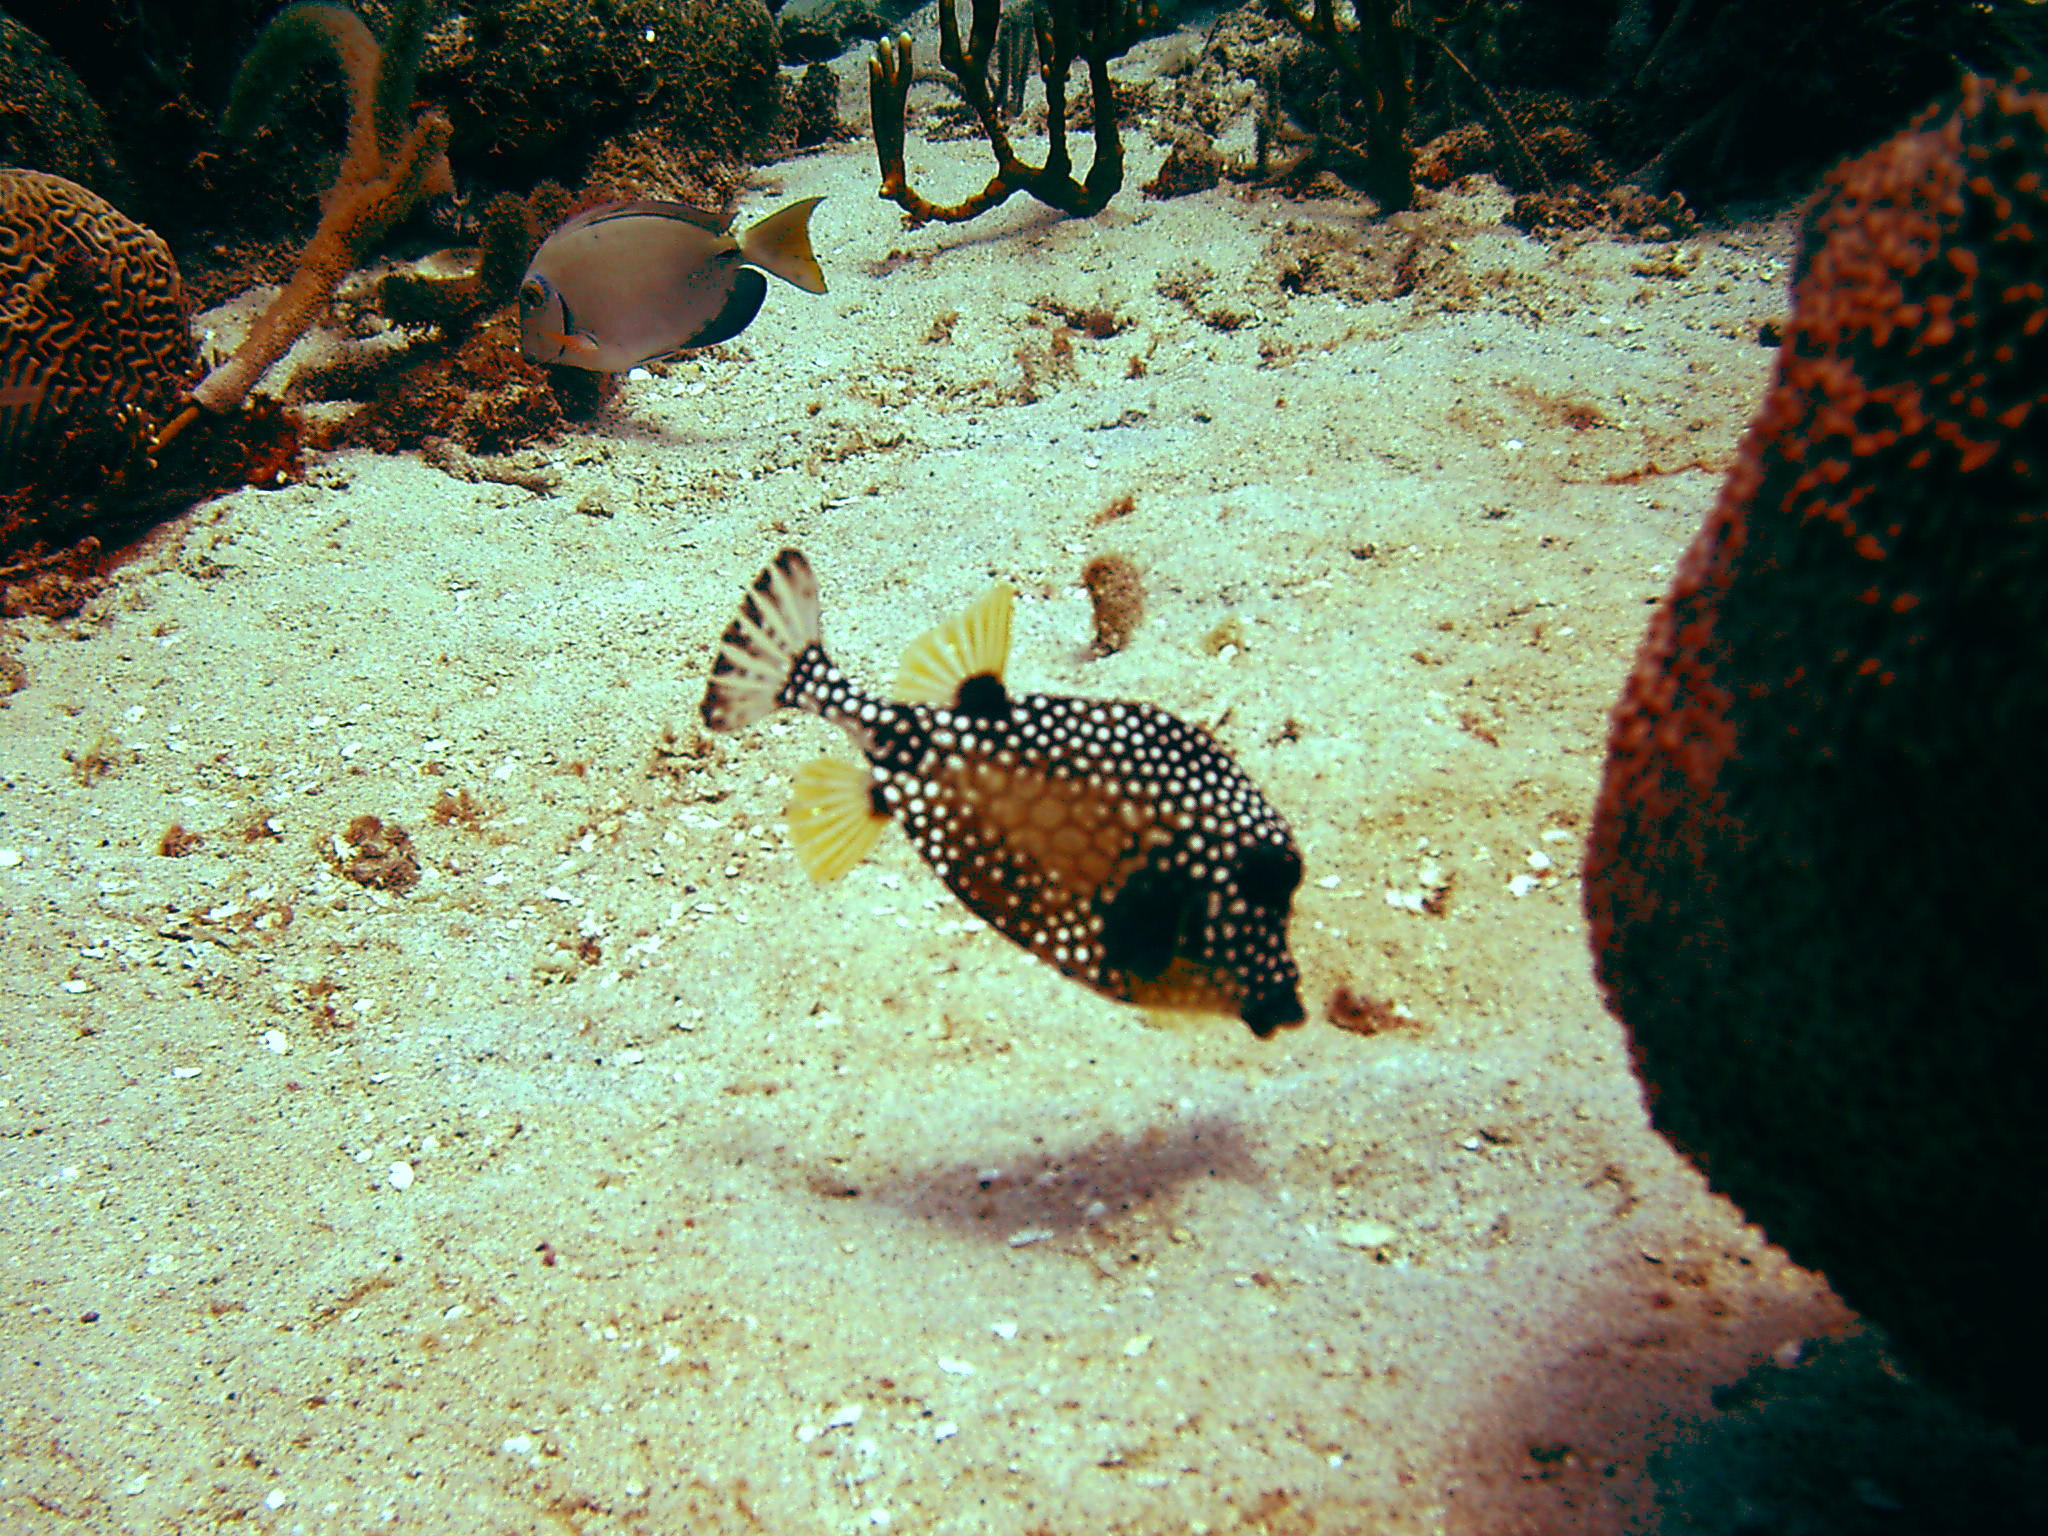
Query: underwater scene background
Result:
<box><xmin>4</xmin><ymin>2</ymin><xmax>2045</xmax><ymax>1532</ymax></box>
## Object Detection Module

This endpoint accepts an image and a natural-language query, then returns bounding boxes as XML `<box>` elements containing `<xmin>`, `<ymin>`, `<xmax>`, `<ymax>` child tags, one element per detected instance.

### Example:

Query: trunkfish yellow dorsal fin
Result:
<box><xmin>894</xmin><ymin>583</ymin><xmax>1014</xmax><ymax>704</ymax></box>
<box><xmin>788</xmin><ymin>756</ymin><xmax>888</xmax><ymax>881</ymax></box>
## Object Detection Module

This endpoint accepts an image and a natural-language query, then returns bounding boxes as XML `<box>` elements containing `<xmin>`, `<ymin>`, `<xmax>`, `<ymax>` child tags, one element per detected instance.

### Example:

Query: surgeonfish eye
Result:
<box><xmin>518</xmin><ymin>278</ymin><xmax>546</xmax><ymax>311</ymax></box>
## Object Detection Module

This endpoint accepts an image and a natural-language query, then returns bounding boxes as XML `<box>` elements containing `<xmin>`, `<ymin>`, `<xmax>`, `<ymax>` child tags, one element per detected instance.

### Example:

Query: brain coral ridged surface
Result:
<box><xmin>0</xmin><ymin>169</ymin><xmax>192</xmax><ymax>499</ymax></box>
<box><xmin>1585</xmin><ymin>74</ymin><xmax>2048</xmax><ymax>1441</ymax></box>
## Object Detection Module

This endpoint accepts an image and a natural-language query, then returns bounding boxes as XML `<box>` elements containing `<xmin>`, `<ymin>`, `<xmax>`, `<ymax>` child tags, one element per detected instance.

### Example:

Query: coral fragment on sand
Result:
<box><xmin>1082</xmin><ymin>553</ymin><xmax>1144</xmax><ymax>654</ymax></box>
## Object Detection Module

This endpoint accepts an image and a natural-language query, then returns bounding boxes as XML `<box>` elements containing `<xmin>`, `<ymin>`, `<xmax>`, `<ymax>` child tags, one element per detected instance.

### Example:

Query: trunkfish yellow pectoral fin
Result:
<box><xmin>895</xmin><ymin>583</ymin><xmax>1015</xmax><ymax>704</ymax></box>
<box><xmin>788</xmin><ymin>756</ymin><xmax>890</xmax><ymax>882</ymax></box>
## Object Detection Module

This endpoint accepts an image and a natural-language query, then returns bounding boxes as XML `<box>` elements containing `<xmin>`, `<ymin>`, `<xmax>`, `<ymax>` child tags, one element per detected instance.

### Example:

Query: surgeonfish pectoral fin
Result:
<box><xmin>681</xmin><ymin>267</ymin><xmax>767</xmax><ymax>351</ymax></box>
<box><xmin>740</xmin><ymin>196</ymin><xmax>827</xmax><ymax>295</ymax></box>
<box><xmin>894</xmin><ymin>583</ymin><xmax>1014</xmax><ymax>704</ymax></box>
<box><xmin>788</xmin><ymin>756</ymin><xmax>889</xmax><ymax>881</ymax></box>
<box><xmin>700</xmin><ymin>549</ymin><xmax>824</xmax><ymax>734</ymax></box>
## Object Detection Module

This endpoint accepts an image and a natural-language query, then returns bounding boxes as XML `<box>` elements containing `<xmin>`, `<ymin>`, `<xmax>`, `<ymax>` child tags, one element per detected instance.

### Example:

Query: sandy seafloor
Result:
<box><xmin>5</xmin><ymin>20</ymin><xmax>2046</xmax><ymax>1536</ymax></box>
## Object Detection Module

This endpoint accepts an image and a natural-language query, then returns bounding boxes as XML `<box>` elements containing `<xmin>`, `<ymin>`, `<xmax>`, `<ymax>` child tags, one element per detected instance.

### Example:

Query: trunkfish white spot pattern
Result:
<box><xmin>701</xmin><ymin>550</ymin><xmax>1306</xmax><ymax>1036</ymax></box>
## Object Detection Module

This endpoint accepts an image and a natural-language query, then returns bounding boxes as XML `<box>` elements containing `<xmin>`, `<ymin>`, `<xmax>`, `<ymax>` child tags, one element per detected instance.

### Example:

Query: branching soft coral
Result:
<box><xmin>156</xmin><ymin>0</ymin><xmax>452</xmax><ymax>448</ymax></box>
<box><xmin>868</xmin><ymin>0</ymin><xmax>1156</xmax><ymax>228</ymax></box>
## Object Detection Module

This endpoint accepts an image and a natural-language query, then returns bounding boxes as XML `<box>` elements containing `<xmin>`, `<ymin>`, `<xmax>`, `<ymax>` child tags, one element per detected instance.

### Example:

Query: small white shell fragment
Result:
<box><xmin>1006</xmin><ymin>1227</ymin><xmax>1052</xmax><ymax>1248</ymax></box>
<box><xmin>171</xmin><ymin>1066</ymin><xmax>201</xmax><ymax>1079</ymax></box>
<box><xmin>937</xmin><ymin>1356</ymin><xmax>973</xmax><ymax>1375</ymax></box>
<box><xmin>0</xmin><ymin>848</ymin><xmax>22</xmax><ymax>867</ymax></box>
<box><xmin>264</xmin><ymin>1490</ymin><xmax>286</xmax><ymax>1510</ymax></box>
<box><xmin>795</xmin><ymin>1423</ymin><xmax>818</xmax><ymax>1443</ymax></box>
<box><xmin>1316</xmin><ymin>874</ymin><xmax>1342</xmax><ymax>889</ymax></box>
<box><xmin>933</xmin><ymin>1421</ymin><xmax>958</xmax><ymax>1441</ymax></box>
<box><xmin>1121</xmin><ymin>1333</ymin><xmax>1153</xmax><ymax>1358</ymax></box>
<box><xmin>1526</xmin><ymin>850</ymin><xmax>1553</xmax><ymax>870</ymax></box>
<box><xmin>619</xmin><ymin>1048</ymin><xmax>644</xmax><ymax>1066</ymax></box>
<box><xmin>990</xmin><ymin>1321</ymin><xmax>1017</xmax><ymax>1339</ymax></box>
<box><xmin>1508</xmin><ymin>873</ymin><xmax>1541</xmax><ymax>898</ymax></box>
<box><xmin>500</xmin><ymin>1434</ymin><xmax>533</xmax><ymax>1457</ymax></box>
<box><xmin>1336</xmin><ymin>1219</ymin><xmax>1399</xmax><ymax>1249</ymax></box>
<box><xmin>260</xmin><ymin>1029</ymin><xmax>289</xmax><ymax>1055</ymax></box>
<box><xmin>824</xmin><ymin>1404</ymin><xmax>862</xmax><ymax>1429</ymax></box>
<box><xmin>61</xmin><ymin>979</ymin><xmax>90</xmax><ymax>994</ymax></box>
<box><xmin>387</xmin><ymin>1161</ymin><xmax>415</xmax><ymax>1190</ymax></box>
<box><xmin>627</xmin><ymin>366</ymin><xmax>652</xmax><ymax>381</ymax></box>
<box><xmin>1540</xmin><ymin>827</ymin><xmax>1574</xmax><ymax>843</ymax></box>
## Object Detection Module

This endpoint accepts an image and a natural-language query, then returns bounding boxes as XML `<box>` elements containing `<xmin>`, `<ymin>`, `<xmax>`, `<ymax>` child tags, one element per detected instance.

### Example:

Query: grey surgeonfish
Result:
<box><xmin>518</xmin><ymin>197</ymin><xmax>827</xmax><ymax>373</ymax></box>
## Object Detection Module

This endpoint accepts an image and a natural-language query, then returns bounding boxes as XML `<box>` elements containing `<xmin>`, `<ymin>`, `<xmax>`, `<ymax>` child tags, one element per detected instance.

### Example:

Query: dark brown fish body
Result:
<box><xmin>701</xmin><ymin>550</ymin><xmax>1306</xmax><ymax>1036</ymax></box>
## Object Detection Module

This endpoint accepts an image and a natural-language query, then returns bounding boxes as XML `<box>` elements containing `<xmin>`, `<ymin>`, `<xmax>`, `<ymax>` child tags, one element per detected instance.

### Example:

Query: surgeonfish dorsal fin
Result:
<box><xmin>738</xmin><ymin>197</ymin><xmax>828</xmax><ymax>295</ymax></box>
<box><xmin>564</xmin><ymin>199</ymin><xmax>733</xmax><ymax>236</ymax></box>
<box><xmin>788</xmin><ymin>756</ymin><xmax>889</xmax><ymax>881</ymax></box>
<box><xmin>894</xmin><ymin>583</ymin><xmax>1014</xmax><ymax>705</ymax></box>
<box><xmin>700</xmin><ymin>549</ymin><xmax>822</xmax><ymax>734</ymax></box>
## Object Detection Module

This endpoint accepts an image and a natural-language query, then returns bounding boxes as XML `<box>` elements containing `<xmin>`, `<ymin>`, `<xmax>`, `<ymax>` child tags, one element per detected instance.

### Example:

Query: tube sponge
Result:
<box><xmin>1585</xmin><ymin>74</ymin><xmax>2048</xmax><ymax>1441</ymax></box>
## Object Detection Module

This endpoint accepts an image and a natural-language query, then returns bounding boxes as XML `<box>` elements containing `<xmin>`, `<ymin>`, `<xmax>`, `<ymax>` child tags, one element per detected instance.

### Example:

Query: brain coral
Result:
<box><xmin>1585</xmin><ymin>75</ymin><xmax>2048</xmax><ymax>1440</ymax></box>
<box><xmin>0</xmin><ymin>169</ymin><xmax>192</xmax><ymax>510</ymax></box>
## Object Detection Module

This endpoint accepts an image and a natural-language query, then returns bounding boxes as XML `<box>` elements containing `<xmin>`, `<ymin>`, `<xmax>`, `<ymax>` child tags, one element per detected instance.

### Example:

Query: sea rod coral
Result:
<box><xmin>1584</xmin><ymin>73</ymin><xmax>2048</xmax><ymax>1441</ymax></box>
<box><xmin>869</xmin><ymin>0</ymin><xmax>1157</xmax><ymax>227</ymax></box>
<box><xmin>156</xmin><ymin>0</ymin><xmax>452</xmax><ymax>449</ymax></box>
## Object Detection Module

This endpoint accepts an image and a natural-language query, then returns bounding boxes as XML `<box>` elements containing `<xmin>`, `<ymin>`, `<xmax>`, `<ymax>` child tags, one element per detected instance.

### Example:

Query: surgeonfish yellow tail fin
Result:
<box><xmin>895</xmin><ymin>583</ymin><xmax>1014</xmax><ymax>704</ymax></box>
<box><xmin>788</xmin><ymin>756</ymin><xmax>889</xmax><ymax>880</ymax></box>
<box><xmin>701</xmin><ymin>549</ymin><xmax>822</xmax><ymax>733</ymax></box>
<box><xmin>740</xmin><ymin>197</ymin><xmax>827</xmax><ymax>295</ymax></box>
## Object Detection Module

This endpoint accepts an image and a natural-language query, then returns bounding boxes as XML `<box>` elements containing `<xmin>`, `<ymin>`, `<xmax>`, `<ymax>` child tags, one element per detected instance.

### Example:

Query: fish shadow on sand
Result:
<box><xmin>861</xmin><ymin>200</ymin><xmax>1091</xmax><ymax>277</ymax></box>
<box><xmin>586</xmin><ymin>409</ymin><xmax>724</xmax><ymax>450</ymax></box>
<box><xmin>860</xmin><ymin>1114</ymin><xmax>1265</xmax><ymax>1242</ymax></box>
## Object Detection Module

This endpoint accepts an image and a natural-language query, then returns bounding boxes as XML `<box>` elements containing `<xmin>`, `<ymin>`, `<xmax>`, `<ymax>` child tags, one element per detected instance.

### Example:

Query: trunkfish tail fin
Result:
<box><xmin>788</xmin><ymin>756</ymin><xmax>889</xmax><ymax>881</ymax></box>
<box><xmin>895</xmin><ymin>582</ymin><xmax>1014</xmax><ymax>704</ymax></box>
<box><xmin>700</xmin><ymin>548</ymin><xmax>823</xmax><ymax>733</ymax></box>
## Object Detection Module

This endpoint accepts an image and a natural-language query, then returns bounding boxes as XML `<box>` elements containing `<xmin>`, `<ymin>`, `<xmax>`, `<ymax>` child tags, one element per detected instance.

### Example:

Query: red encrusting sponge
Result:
<box><xmin>1585</xmin><ymin>74</ymin><xmax>2048</xmax><ymax>1441</ymax></box>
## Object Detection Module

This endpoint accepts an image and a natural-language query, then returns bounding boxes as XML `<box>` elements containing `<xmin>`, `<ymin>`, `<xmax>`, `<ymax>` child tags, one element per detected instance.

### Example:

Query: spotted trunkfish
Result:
<box><xmin>699</xmin><ymin>550</ymin><xmax>1307</xmax><ymax>1036</ymax></box>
